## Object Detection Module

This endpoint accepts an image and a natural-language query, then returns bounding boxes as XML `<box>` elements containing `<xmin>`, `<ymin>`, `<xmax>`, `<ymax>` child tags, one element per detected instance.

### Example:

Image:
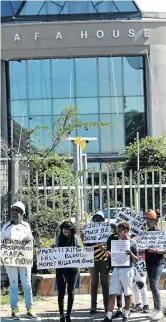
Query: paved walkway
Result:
<box><xmin>1</xmin><ymin>291</ymin><xmax>166</xmax><ymax>322</ymax></box>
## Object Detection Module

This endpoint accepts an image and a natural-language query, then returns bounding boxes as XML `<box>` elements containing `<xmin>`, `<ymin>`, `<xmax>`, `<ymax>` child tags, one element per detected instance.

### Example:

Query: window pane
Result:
<box><xmin>39</xmin><ymin>2</ymin><xmax>61</xmax><ymax>14</ymax></box>
<box><xmin>53</xmin><ymin>98</ymin><xmax>75</xmax><ymax>115</ymax></box>
<box><xmin>87</xmin><ymin>162</ymin><xmax>100</xmax><ymax>171</ymax></box>
<box><xmin>11</xmin><ymin>100</ymin><xmax>28</xmax><ymax>117</ymax></box>
<box><xmin>76</xmin><ymin>98</ymin><xmax>98</xmax><ymax>114</ymax></box>
<box><xmin>75</xmin><ymin>58</ymin><xmax>97</xmax><ymax>97</ymax></box>
<box><xmin>60</xmin><ymin>1</ymin><xmax>96</xmax><ymax>14</ymax></box>
<box><xmin>12</xmin><ymin>116</ymin><xmax>29</xmax><ymax>153</ymax></box>
<box><xmin>95</xmin><ymin>1</ymin><xmax>118</xmax><ymax>13</ymax></box>
<box><xmin>52</xmin><ymin>59</ymin><xmax>75</xmax><ymax>98</ymax></box>
<box><xmin>112</xmin><ymin>114</ymin><xmax>124</xmax><ymax>153</ymax></box>
<box><xmin>77</xmin><ymin>115</ymin><xmax>99</xmax><ymax>153</ymax></box>
<box><xmin>28</xmin><ymin>60</ymin><xmax>51</xmax><ymax>99</ymax></box>
<box><xmin>124</xmin><ymin>96</ymin><xmax>145</xmax><ymax>113</ymax></box>
<box><xmin>125</xmin><ymin>111</ymin><xmax>146</xmax><ymax>145</ymax></box>
<box><xmin>98</xmin><ymin>57</ymin><xmax>122</xmax><ymax>96</ymax></box>
<box><xmin>100</xmin><ymin>97</ymin><xmax>123</xmax><ymax>113</ymax></box>
<box><xmin>123</xmin><ymin>57</ymin><xmax>144</xmax><ymax>96</ymax></box>
<box><xmin>29</xmin><ymin>99</ymin><xmax>52</xmax><ymax>116</ymax></box>
<box><xmin>9</xmin><ymin>61</ymin><xmax>27</xmax><ymax>100</ymax></box>
<box><xmin>20</xmin><ymin>1</ymin><xmax>43</xmax><ymax>15</ymax></box>
<box><xmin>1</xmin><ymin>1</ymin><xmax>13</xmax><ymax>16</ymax></box>
<box><xmin>115</xmin><ymin>1</ymin><xmax>138</xmax><ymax>12</ymax></box>
<box><xmin>29</xmin><ymin>116</ymin><xmax>52</xmax><ymax>149</ymax></box>
<box><xmin>100</xmin><ymin>114</ymin><xmax>124</xmax><ymax>153</ymax></box>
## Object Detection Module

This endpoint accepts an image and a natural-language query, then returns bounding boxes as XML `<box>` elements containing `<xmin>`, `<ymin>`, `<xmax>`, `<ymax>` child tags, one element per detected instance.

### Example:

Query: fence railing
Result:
<box><xmin>15</xmin><ymin>169</ymin><xmax>166</xmax><ymax>225</ymax></box>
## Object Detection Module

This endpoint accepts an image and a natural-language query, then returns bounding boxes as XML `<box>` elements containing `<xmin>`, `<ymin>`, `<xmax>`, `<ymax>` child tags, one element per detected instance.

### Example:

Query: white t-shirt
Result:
<box><xmin>1</xmin><ymin>221</ymin><xmax>33</xmax><ymax>241</ymax></box>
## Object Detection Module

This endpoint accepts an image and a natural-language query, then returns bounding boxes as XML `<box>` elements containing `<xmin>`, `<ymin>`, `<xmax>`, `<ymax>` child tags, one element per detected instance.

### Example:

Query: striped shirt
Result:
<box><xmin>94</xmin><ymin>244</ymin><xmax>108</xmax><ymax>262</ymax></box>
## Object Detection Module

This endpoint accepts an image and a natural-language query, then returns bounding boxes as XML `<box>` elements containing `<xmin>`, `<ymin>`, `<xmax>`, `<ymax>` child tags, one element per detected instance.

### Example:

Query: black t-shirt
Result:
<box><xmin>145</xmin><ymin>227</ymin><xmax>165</xmax><ymax>265</ymax></box>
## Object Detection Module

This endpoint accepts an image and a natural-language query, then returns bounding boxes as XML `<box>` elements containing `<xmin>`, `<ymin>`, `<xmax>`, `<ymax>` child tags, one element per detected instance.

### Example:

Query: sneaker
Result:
<box><xmin>113</xmin><ymin>310</ymin><xmax>123</xmax><ymax>319</ymax></box>
<box><xmin>122</xmin><ymin>317</ymin><xmax>128</xmax><ymax>322</ymax></box>
<box><xmin>143</xmin><ymin>305</ymin><xmax>149</xmax><ymax>313</ymax></box>
<box><xmin>131</xmin><ymin>304</ymin><xmax>142</xmax><ymax>313</ymax></box>
<box><xmin>27</xmin><ymin>307</ymin><xmax>37</xmax><ymax>319</ymax></box>
<box><xmin>12</xmin><ymin>308</ymin><xmax>20</xmax><ymax>320</ymax></box>
<box><xmin>102</xmin><ymin>318</ymin><xmax>112</xmax><ymax>322</ymax></box>
<box><xmin>151</xmin><ymin>311</ymin><xmax>164</xmax><ymax>321</ymax></box>
<box><xmin>148</xmin><ymin>310</ymin><xmax>157</xmax><ymax>318</ymax></box>
<box><xmin>65</xmin><ymin>316</ymin><xmax>71</xmax><ymax>322</ymax></box>
<box><xmin>60</xmin><ymin>316</ymin><xmax>65</xmax><ymax>322</ymax></box>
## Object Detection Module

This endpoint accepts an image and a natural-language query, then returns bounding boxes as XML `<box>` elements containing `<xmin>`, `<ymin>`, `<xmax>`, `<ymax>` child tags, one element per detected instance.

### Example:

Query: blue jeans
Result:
<box><xmin>146</xmin><ymin>263</ymin><xmax>164</xmax><ymax>311</ymax></box>
<box><xmin>5</xmin><ymin>266</ymin><xmax>33</xmax><ymax>309</ymax></box>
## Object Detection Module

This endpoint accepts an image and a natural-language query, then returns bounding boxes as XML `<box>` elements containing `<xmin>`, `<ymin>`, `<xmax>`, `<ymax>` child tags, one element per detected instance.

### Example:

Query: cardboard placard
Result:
<box><xmin>82</xmin><ymin>222</ymin><xmax>110</xmax><ymax>244</ymax></box>
<box><xmin>115</xmin><ymin>208</ymin><xmax>145</xmax><ymax>236</ymax></box>
<box><xmin>111</xmin><ymin>240</ymin><xmax>130</xmax><ymax>267</ymax></box>
<box><xmin>134</xmin><ymin>258</ymin><xmax>147</xmax><ymax>281</ymax></box>
<box><xmin>138</xmin><ymin>231</ymin><xmax>166</xmax><ymax>250</ymax></box>
<box><xmin>0</xmin><ymin>239</ymin><xmax>33</xmax><ymax>267</ymax></box>
<box><xmin>37</xmin><ymin>246</ymin><xmax>94</xmax><ymax>269</ymax></box>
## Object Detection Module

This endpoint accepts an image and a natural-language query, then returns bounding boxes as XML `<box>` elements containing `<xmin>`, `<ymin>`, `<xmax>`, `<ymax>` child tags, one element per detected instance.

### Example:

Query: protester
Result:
<box><xmin>1</xmin><ymin>201</ymin><xmax>36</xmax><ymax>320</ymax></box>
<box><xmin>131</xmin><ymin>235</ymin><xmax>149</xmax><ymax>313</ymax></box>
<box><xmin>145</xmin><ymin>210</ymin><xmax>165</xmax><ymax>320</ymax></box>
<box><xmin>55</xmin><ymin>221</ymin><xmax>79</xmax><ymax>322</ymax></box>
<box><xmin>106</xmin><ymin>224</ymin><xmax>123</xmax><ymax>318</ymax></box>
<box><xmin>82</xmin><ymin>211</ymin><xmax>109</xmax><ymax>314</ymax></box>
<box><xmin>103</xmin><ymin>222</ymin><xmax>138</xmax><ymax>322</ymax></box>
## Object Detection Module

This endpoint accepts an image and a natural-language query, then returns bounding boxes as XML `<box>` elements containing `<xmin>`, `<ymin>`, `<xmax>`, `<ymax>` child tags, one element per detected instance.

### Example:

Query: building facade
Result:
<box><xmin>1</xmin><ymin>1</ymin><xmax>166</xmax><ymax>169</ymax></box>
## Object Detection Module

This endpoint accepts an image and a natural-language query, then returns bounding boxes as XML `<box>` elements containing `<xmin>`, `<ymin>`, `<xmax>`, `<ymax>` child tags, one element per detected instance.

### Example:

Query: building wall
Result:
<box><xmin>1</xmin><ymin>20</ymin><xmax>166</xmax><ymax>143</ymax></box>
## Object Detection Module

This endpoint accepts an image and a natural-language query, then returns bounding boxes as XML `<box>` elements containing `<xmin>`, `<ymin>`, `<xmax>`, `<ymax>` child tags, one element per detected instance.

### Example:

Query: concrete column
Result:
<box><xmin>1</xmin><ymin>60</ymin><xmax>8</xmax><ymax>143</ymax></box>
<box><xmin>148</xmin><ymin>45</ymin><xmax>166</xmax><ymax>137</ymax></box>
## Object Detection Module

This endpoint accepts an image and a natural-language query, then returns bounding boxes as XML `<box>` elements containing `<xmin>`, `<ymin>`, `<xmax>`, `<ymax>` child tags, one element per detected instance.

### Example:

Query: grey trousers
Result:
<box><xmin>90</xmin><ymin>260</ymin><xmax>109</xmax><ymax>311</ymax></box>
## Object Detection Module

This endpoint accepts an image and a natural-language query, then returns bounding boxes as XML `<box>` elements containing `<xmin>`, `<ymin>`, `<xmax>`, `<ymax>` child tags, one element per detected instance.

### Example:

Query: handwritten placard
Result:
<box><xmin>138</xmin><ymin>231</ymin><xmax>166</xmax><ymax>250</ymax></box>
<box><xmin>111</xmin><ymin>240</ymin><xmax>130</xmax><ymax>267</ymax></box>
<box><xmin>115</xmin><ymin>208</ymin><xmax>145</xmax><ymax>236</ymax></box>
<box><xmin>37</xmin><ymin>247</ymin><xmax>94</xmax><ymax>269</ymax></box>
<box><xmin>82</xmin><ymin>222</ymin><xmax>110</xmax><ymax>244</ymax></box>
<box><xmin>134</xmin><ymin>258</ymin><xmax>147</xmax><ymax>281</ymax></box>
<box><xmin>0</xmin><ymin>239</ymin><xmax>33</xmax><ymax>267</ymax></box>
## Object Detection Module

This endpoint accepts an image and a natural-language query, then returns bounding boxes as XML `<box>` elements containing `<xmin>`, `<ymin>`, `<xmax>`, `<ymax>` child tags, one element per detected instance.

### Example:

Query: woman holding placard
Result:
<box><xmin>145</xmin><ymin>210</ymin><xmax>165</xmax><ymax>321</ymax></box>
<box><xmin>1</xmin><ymin>201</ymin><xmax>36</xmax><ymax>320</ymax></box>
<box><xmin>55</xmin><ymin>221</ymin><xmax>79</xmax><ymax>322</ymax></box>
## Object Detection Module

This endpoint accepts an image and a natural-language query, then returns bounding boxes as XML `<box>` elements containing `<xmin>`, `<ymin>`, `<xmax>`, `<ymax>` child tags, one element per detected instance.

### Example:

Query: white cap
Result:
<box><xmin>11</xmin><ymin>201</ymin><xmax>25</xmax><ymax>214</ymax></box>
<box><xmin>93</xmin><ymin>210</ymin><xmax>104</xmax><ymax>219</ymax></box>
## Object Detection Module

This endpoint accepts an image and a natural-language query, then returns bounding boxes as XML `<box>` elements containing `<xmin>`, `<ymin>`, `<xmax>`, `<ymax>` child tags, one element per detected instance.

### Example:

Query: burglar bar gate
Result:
<box><xmin>14</xmin><ymin>169</ymin><xmax>166</xmax><ymax>227</ymax></box>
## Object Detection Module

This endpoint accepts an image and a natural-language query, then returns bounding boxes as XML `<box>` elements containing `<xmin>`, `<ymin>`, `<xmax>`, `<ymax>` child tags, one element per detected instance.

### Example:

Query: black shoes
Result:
<box><xmin>90</xmin><ymin>308</ymin><xmax>97</xmax><ymax>314</ymax></box>
<box><xmin>131</xmin><ymin>304</ymin><xmax>142</xmax><ymax>313</ymax></box>
<box><xmin>11</xmin><ymin>308</ymin><xmax>20</xmax><ymax>320</ymax></box>
<box><xmin>122</xmin><ymin>317</ymin><xmax>128</xmax><ymax>322</ymax></box>
<box><xmin>143</xmin><ymin>305</ymin><xmax>149</xmax><ymax>313</ymax></box>
<box><xmin>60</xmin><ymin>316</ymin><xmax>66</xmax><ymax>322</ymax></box>
<box><xmin>65</xmin><ymin>316</ymin><xmax>71</xmax><ymax>322</ymax></box>
<box><xmin>102</xmin><ymin>317</ymin><xmax>112</xmax><ymax>322</ymax></box>
<box><xmin>113</xmin><ymin>310</ymin><xmax>123</xmax><ymax>319</ymax></box>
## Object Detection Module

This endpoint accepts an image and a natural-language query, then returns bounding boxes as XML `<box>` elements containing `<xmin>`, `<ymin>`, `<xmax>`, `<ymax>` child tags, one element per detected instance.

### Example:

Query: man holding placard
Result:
<box><xmin>0</xmin><ymin>201</ymin><xmax>36</xmax><ymax>320</ymax></box>
<box><xmin>144</xmin><ymin>210</ymin><xmax>165</xmax><ymax>321</ymax></box>
<box><xmin>103</xmin><ymin>222</ymin><xmax>138</xmax><ymax>322</ymax></box>
<box><xmin>82</xmin><ymin>211</ymin><xmax>109</xmax><ymax>314</ymax></box>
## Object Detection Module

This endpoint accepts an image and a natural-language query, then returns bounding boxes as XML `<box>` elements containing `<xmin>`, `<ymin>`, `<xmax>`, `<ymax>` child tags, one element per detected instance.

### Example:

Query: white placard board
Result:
<box><xmin>0</xmin><ymin>239</ymin><xmax>33</xmax><ymax>267</ymax></box>
<box><xmin>37</xmin><ymin>246</ymin><xmax>94</xmax><ymax>269</ymax></box>
<box><xmin>115</xmin><ymin>208</ymin><xmax>145</xmax><ymax>236</ymax></box>
<box><xmin>111</xmin><ymin>240</ymin><xmax>130</xmax><ymax>267</ymax></box>
<box><xmin>134</xmin><ymin>258</ymin><xmax>147</xmax><ymax>282</ymax></box>
<box><xmin>82</xmin><ymin>222</ymin><xmax>110</xmax><ymax>244</ymax></box>
<box><xmin>137</xmin><ymin>231</ymin><xmax>166</xmax><ymax>250</ymax></box>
